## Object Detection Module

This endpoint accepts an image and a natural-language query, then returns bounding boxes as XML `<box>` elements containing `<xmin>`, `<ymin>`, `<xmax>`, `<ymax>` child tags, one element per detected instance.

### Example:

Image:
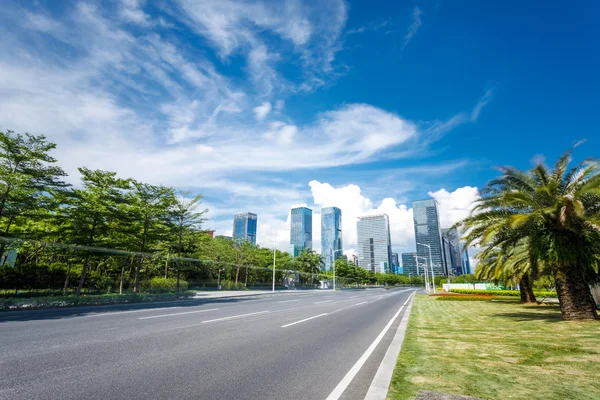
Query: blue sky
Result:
<box><xmin>0</xmin><ymin>0</ymin><xmax>598</xmax><ymax>258</ymax></box>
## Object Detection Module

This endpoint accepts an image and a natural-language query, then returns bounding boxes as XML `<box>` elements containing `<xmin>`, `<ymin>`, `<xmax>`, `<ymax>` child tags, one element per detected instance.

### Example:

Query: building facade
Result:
<box><xmin>391</xmin><ymin>252</ymin><xmax>400</xmax><ymax>274</ymax></box>
<box><xmin>463</xmin><ymin>248</ymin><xmax>471</xmax><ymax>274</ymax></box>
<box><xmin>442</xmin><ymin>227</ymin><xmax>464</xmax><ymax>276</ymax></box>
<box><xmin>290</xmin><ymin>207</ymin><xmax>312</xmax><ymax>257</ymax></box>
<box><xmin>321</xmin><ymin>207</ymin><xmax>343</xmax><ymax>271</ymax></box>
<box><xmin>412</xmin><ymin>199</ymin><xmax>447</xmax><ymax>276</ymax></box>
<box><xmin>233</xmin><ymin>212</ymin><xmax>257</xmax><ymax>245</ymax></box>
<box><xmin>401</xmin><ymin>252</ymin><xmax>418</xmax><ymax>277</ymax></box>
<box><xmin>357</xmin><ymin>214</ymin><xmax>392</xmax><ymax>273</ymax></box>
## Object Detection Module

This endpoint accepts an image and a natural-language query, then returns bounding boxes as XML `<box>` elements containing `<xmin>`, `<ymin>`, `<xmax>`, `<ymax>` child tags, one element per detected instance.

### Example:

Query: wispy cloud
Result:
<box><xmin>401</xmin><ymin>6</ymin><xmax>422</xmax><ymax>51</ymax></box>
<box><xmin>346</xmin><ymin>19</ymin><xmax>390</xmax><ymax>35</ymax></box>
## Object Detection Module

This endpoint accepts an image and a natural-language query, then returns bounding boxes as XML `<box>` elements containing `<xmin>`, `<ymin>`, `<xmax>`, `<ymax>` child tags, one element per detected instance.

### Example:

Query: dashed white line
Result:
<box><xmin>282</xmin><ymin>313</ymin><xmax>328</xmax><ymax>328</ymax></box>
<box><xmin>202</xmin><ymin>310</ymin><xmax>270</xmax><ymax>324</ymax></box>
<box><xmin>315</xmin><ymin>300</ymin><xmax>333</xmax><ymax>304</ymax></box>
<box><xmin>355</xmin><ymin>301</ymin><xmax>368</xmax><ymax>306</ymax></box>
<box><xmin>87</xmin><ymin>307</ymin><xmax>182</xmax><ymax>317</ymax></box>
<box><xmin>138</xmin><ymin>308</ymin><xmax>219</xmax><ymax>320</ymax></box>
<box><xmin>349</xmin><ymin>295</ymin><xmax>359</xmax><ymax>299</ymax></box>
<box><xmin>277</xmin><ymin>299</ymin><xmax>301</xmax><ymax>304</ymax></box>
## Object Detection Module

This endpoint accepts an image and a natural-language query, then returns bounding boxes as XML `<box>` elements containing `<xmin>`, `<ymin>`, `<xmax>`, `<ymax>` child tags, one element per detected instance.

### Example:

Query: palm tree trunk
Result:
<box><xmin>555</xmin><ymin>267</ymin><xmax>598</xmax><ymax>320</ymax></box>
<box><xmin>519</xmin><ymin>273</ymin><xmax>536</xmax><ymax>303</ymax></box>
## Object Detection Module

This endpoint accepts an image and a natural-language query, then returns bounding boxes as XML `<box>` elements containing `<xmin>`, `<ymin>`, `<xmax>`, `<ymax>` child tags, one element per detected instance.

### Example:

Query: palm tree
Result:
<box><xmin>460</xmin><ymin>151</ymin><xmax>600</xmax><ymax>320</ymax></box>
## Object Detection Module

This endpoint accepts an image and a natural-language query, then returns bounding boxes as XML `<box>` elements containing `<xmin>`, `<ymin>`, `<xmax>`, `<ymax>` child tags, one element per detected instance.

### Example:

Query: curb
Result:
<box><xmin>364</xmin><ymin>291</ymin><xmax>416</xmax><ymax>400</ymax></box>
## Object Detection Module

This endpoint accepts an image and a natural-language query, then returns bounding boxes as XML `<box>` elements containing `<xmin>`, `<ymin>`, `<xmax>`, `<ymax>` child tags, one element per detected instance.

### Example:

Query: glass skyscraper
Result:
<box><xmin>232</xmin><ymin>212</ymin><xmax>257</xmax><ymax>245</ymax></box>
<box><xmin>442</xmin><ymin>228</ymin><xmax>464</xmax><ymax>276</ymax></box>
<box><xmin>412</xmin><ymin>199</ymin><xmax>447</xmax><ymax>276</ymax></box>
<box><xmin>463</xmin><ymin>248</ymin><xmax>471</xmax><ymax>274</ymax></box>
<box><xmin>401</xmin><ymin>252</ymin><xmax>417</xmax><ymax>277</ymax></box>
<box><xmin>391</xmin><ymin>252</ymin><xmax>400</xmax><ymax>274</ymax></box>
<box><xmin>357</xmin><ymin>214</ymin><xmax>392</xmax><ymax>273</ymax></box>
<box><xmin>290</xmin><ymin>207</ymin><xmax>312</xmax><ymax>257</ymax></box>
<box><xmin>321</xmin><ymin>207</ymin><xmax>342</xmax><ymax>271</ymax></box>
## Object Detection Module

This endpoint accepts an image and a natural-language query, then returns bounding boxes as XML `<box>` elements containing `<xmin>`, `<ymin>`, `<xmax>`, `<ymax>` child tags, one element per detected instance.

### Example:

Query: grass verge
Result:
<box><xmin>388</xmin><ymin>294</ymin><xmax>600</xmax><ymax>400</ymax></box>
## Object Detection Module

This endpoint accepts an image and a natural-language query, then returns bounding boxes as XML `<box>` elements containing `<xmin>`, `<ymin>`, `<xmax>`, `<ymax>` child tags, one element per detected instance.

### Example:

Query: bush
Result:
<box><xmin>449</xmin><ymin>289</ymin><xmax>556</xmax><ymax>297</ymax></box>
<box><xmin>220</xmin><ymin>280</ymin><xmax>248</xmax><ymax>291</ymax></box>
<box><xmin>141</xmin><ymin>277</ymin><xmax>188</xmax><ymax>293</ymax></box>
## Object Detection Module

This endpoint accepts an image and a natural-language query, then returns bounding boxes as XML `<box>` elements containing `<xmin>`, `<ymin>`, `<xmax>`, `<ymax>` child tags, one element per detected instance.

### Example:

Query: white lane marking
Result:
<box><xmin>202</xmin><ymin>310</ymin><xmax>269</xmax><ymax>324</ymax></box>
<box><xmin>376</xmin><ymin>296</ymin><xmax>384</xmax><ymax>299</ymax></box>
<box><xmin>315</xmin><ymin>300</ymin><xmax>333</xmax><ymax>304</ymax></box>
<box><xmin>326</xmin><ymin>300</ymin><xmax>409</xmax><ymax>400</ymax></box>
<box><xmin>355</xmin><ymin>301</ymin><xmax>368</xmax><ymax>306</ymax></box>
<box><xmin>277</xmin><ymin>299</ymin><xmax>301</xmax><ymax>304</ymax></box>
<box><xmin>324</xmin><ymin>295</ymin><xmax>334</xmax><ymax>298</ymax></box>
<box><xmin>365</xmin><ymin>292</ymin><xmax>415</xmax><ymax>400</ymax></box>
<box><xmin>87</xmin><ymin>307</ymin><xmax>182</xmax><ymax>317</ymax></box>
<box><xmin>349</xmin><ymin>295</ymin><xmax>359</xmax><ymax>299</ymax></box>
<box><xmin>331</xmin><ymin>304</ymin><xmax>357</xmax><ymax>314</ymax></box>
<box><xmin>282</xmin><ymin>313</ymin><xmax>328</xmax><ymax>328</ymax></box>
<box><xmin>139</xmin><ymin>308</ymin><xmax>219</xmax><ymax>320</ymax></box>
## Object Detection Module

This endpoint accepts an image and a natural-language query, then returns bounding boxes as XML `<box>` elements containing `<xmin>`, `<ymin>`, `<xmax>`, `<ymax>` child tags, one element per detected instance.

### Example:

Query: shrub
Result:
<box><xmin>449</xmin><ymin>289</ymin><xmax>556</xmax><ymax>297</ymax></box>
<box><xmin>141</xmin><ymin>277</ymin><xmax>188</xmax><ymax>293</ymax></box>
<box><xmin>220</xmin><ymin>280</ymin><xmax>248</xmax><ymax>291</ymax></box>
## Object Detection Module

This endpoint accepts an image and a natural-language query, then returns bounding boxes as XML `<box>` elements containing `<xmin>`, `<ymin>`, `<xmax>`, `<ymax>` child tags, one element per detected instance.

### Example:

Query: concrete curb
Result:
<box><xmin>364</xmin><ymin>291</ymin><xmax>416</xmax><ymax>400</ymax></box>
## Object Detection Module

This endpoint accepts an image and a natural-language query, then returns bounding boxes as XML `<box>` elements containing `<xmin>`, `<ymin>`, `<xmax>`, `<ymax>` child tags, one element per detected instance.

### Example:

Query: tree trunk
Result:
<box><xmin>235</xmin><ymin>266</ymin><xmax>240</xmax><ymax>283</ymax></box>
<box><xmin>63</xmin><ymin>261</ymin><xmax>72</xmax><ymax>296</ymax></box>
<box><xmin>244</xmin><ymin>267</ymin><xmax>248</xmax><ymax>287</ymax></box>
<box><xmin>133</xmin><ymin>256</ymin><xmax>143</xmax><ymax>293</ymax></box>
<box><xmin>76</xmin><ymin>256</ymin><xmax>90</xmax><ymax>296</ymax></box>
<box><xmin>177</xmin><ymin>270</ymin><xmax>181</xmax><ymax>294</ymax></box>
<box><xmin>119</xmin><ymin>258</ymin><xmax>126</xmax><ymax>295</ymax></box>
<box><xmin>519</xmin><ymin>273</ymin><xmax>536</xmax><ymax>303</ymax></box>
<box><xmin>555</xmin><ymin>267</ymin><xmax>598</xmax><ymax>320</ymax></box>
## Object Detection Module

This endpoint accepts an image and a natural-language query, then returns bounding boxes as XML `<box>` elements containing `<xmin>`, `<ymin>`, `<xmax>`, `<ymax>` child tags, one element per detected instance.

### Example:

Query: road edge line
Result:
<box><xmin>325</xmin><ymin>293</ymin><xmax>410</xmax><ymax>400</ymax></box>
<box><xmin>363</xmin><ymin>291</ymin><xmax>416</xmax><ymax>400</ymax></box>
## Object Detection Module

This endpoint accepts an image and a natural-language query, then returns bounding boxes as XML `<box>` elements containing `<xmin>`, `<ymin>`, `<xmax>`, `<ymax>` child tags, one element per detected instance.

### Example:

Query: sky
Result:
<box><xmin>1</xmin><ymin>0</ymin><xmax>598</xmax><ymax>266</ymax></box>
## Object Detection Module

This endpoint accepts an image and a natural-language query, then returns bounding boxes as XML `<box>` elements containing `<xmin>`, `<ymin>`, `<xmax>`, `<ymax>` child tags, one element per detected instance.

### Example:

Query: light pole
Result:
<box><xmin>417</xmin><ymin>242</ymin><xmax>436</xmax><ymax>294</ymax></box>
<box><xmin>331</xmin><ymin>248</ymin><xmax>344</xmax><ymax>291</ymax></box>
<box><xmin>416</xmin><ymin>255</ymin><xmax>430</xmax><ymax>291</ymax></box>
<box><xmin>273</xmin><ymin>229</ymin><xmax>291</xmax><ymax>292</ymax></box>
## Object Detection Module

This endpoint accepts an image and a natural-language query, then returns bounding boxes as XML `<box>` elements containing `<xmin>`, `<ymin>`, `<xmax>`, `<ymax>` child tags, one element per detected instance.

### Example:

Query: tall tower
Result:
<box><xmin>412</xmin><ymin>199</ymin><xmax>446</xmax><ymax>276</ymax></box>
<box><xmin>321</xmin><ymin>207</ymin><xmax>342</xmax><ymax>271</ymax></box>
<box><xmin>357</xmin><ymin>214</ymin><xmax>392</xmax><ymax>273</ymax></box>
<box><xmin>232</xmin><ymin>212</ymin><xmax>257</xmax><ymax>245</ymax></box>
<box><xmin>290</xmin><ymin>207</ymin><xmax>312</xmax><ymax>257</ymax></box>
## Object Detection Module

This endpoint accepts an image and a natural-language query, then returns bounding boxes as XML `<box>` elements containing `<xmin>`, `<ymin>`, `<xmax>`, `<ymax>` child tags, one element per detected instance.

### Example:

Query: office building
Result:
<box><xmin>412</xmin><ymin>199</ymin><xmax>447</xmax><ymax>276</ymax></box>
<box><xmin>357</xmin><ymin>214</ymin><xmax>392</xmax><ymax>273</ymax></box>
<box><xmin>321</xmin><ymin>207</ymin><xmax>343</xmax><ymax>271</ymax></box>
<box><xmin>442</xmin><ymin>228</ymin><xmax>464</xmax><ymax>276</ymax></box>
<box><xmin>352</xmin><ymin>254</ymin><xmax>359</xmax><ymax>266</ymax></box>
<box><xmin>391</xmin><ymin>252</ymin><xmax>400</xmax><ymax>274</ymax></box>
<box><xmin>463</xmin><ymin>248</ymin><xmax>471</xmax><ymax>274</ymax></box>
<box><xmin>402</xmin><ymin>252</ymin><xmax>418</xmax><ymax>277</ymax></box>
<box><xmin>290</xmin><ymin>207</ymin><xmax>312</xmax><ymax>257</ymax></box>
<box><xmin>233</xmin><ymin>212</ymin><xmax>257</xmax><ymax>245</ymax></box>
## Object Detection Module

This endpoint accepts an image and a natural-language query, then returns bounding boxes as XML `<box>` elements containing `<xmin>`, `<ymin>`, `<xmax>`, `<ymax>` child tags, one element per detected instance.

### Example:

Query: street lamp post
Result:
<box><xmin>331</xmin><ymin>248</ymin><xmax>344</xmax><ymax>291</ymax></box>
<box><xmin>415</xmin><ymin>255</ymin><xmax>430</xmax><ymax>291</ymax></box>
<box><xmin>273</xmin><ymin>229</ymin><xmax>291</xmax><ymax>292</ymax></box>
<box><xmin>417</xmin><ymin>243</ymin><xmax>436</xmax><ymax>294</ymax></box>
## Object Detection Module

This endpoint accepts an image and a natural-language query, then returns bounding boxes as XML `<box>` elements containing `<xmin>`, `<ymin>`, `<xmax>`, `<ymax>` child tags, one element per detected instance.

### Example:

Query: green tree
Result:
<box><xmin>295</xmin><ymin>249</ymin><xmax>323</xmax><ymax>286</ymax></box>
<box><xmin>460</xmin><ymin>151</ymin><xmax>600</xmax><ymax>320</ymax></box>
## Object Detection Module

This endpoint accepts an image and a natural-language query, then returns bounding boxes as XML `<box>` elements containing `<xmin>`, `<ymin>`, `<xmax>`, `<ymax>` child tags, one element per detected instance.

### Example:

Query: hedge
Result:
<box><xmin>448</xmin><ymin>289</ymin><xmax>557</xmax><ymax>297</ymax></box>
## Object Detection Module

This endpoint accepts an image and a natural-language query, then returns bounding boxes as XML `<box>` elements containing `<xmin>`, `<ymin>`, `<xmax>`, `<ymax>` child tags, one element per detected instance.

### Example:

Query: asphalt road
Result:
<box><xmin>0</xmin><ymin>288</ymin><xmax>415</xmax><ymax>400</ymax></box>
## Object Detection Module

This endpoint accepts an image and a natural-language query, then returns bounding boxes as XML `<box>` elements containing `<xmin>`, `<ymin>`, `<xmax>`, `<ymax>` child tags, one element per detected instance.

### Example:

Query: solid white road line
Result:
<box><xmin>349</xmin><ymin>295</ymin><xmax>359</xmax><ymax>299</ymax></box>
<box><xmin>315</xmin><ymin>300</ymin><xmax>333</xmax><ymax>304</ymax></box>
<box><xmin>202</xmin><ymin>310</ymin><xmax>269</xmax><ymax>324</ymax></box>
<box><xmin>139</xmin><ymin>308</ymin><xmax>219</xmax><ymax>320</ymax></box>
<box><xmin>325</xmin><ymin>299</ymin><xmax>409</xmax><ymax>400</ymax></box>
<box><xmin>355</xmin><ymin>301</ymin><xmax>368</xmax><ymax>306</ymax></box>
<box><xmin>277</xmin><ymin>299</ymin><xmax>301</xmax><ymax>304</ymax></box>
<box><xmin>281</xmin><ymin>313</ymin><xmax>328</xmax><ymax>328</ymax></box>
<box><xmin>87</xmin><ymin>307</ymin><xmax>182</xmax><ymax>317</ymax></box>
<box><xmin>364</xmin><ymin>292</ymin><xmax>415</xmax><ymax>400</ymax></box>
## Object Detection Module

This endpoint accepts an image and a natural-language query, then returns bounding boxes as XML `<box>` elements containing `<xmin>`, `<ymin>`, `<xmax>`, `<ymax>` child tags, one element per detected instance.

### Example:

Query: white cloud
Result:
<box><xmin>120</xmin><ymin>0</ymin><xmax>150</xmax><ymax>25</ymax></box>
<box><xmin>402</xmin><ymin>7</ymin><xmax>422</xmax><ymax>51</ymax></box>
<box><xmin>253</xmin><ymin>102</ymin><xmax>272</xmax><ymax>120</ymax></box>
<box><xmin>428</xmin><ymin>186</ymin><xmax>480</xmax><ymax>229</ymax></box>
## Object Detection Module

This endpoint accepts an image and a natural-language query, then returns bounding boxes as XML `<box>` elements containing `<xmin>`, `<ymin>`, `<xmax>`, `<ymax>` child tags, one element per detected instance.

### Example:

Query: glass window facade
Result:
<box><xmin>321</xmin><ymin>207</ymin><xmax>342</xmax><ymax>271</ymax></box>
<box><xmin>232</xmin><ymin>212</ymin><xmax>257</xmax><ymax>245</ymax></box>
<box><xmin>442</xmin><ymin>227</ymin><xmax>464</xmax><ymax>276</ymax></box>
<box><xmin>290</xmin><ymin>207</ymin><xmax>312</xmax><ymax>257</ymax></box>
<box><xmin>391</xmin><ymin>252</ymin><xmax>400</xmax><ymax>274</ymax></box>
<box><xmin>357</xmin><ymin>214</ymin><xmax>392</xmax><ymax>273</ymax></box>
<box><xmin>401</xmin><ymin>252</ymin><xmax>417</xmax><ymax>276</ymax></box>
<box><xmin>412</xmin><ymin>199</ymin><xmax>447</xmax><ymax>276</ymax></box>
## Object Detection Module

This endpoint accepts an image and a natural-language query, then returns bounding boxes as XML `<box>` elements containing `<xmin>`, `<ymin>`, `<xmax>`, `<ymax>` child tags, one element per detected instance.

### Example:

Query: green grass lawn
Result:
<box><xmin>388</xmin><ymin>294</ymin><xmax>600</xmax><ymax>400</ymax></box>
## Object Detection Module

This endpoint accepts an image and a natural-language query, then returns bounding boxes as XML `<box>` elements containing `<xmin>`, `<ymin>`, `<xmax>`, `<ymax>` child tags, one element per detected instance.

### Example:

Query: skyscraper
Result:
<box><xmin>412</xmin><ymin>199</ymin><xmax>447</xmax><ymax>276</ymax></box>
<box><xmin>232</xmin><ymin>212</ymin><xmax>257</xmax><ymax>245</ymax></box>
<box><xmin>357</xmin><ymin>214</ymin><xmax>392</xmax><ymax>273</ymax></box>
<box><xmin>442</xmin><ymin>228</ymin><xmax>464</xmax><ymax>276</ymax></box>
<box><xmin>463</xmin><ymin>248</ymin><xmax>471</xmax><ymax>274</ymax></box>
<box><xmin>290</xmin><ymin>207</ymin><xmax>312</xmax><ymax>257</ymax></box>
<box><xmin>401</xmin><ymin>252</ymin><xmax>417</xmax><ymax>276</ymax></box>
<box><xmin>391</xmin><ymin>252</ymin><xmax>400</xmax><ymax>274</ymax></box>
<box><xmin>321</xmin><ymin>207</ymin><xmax>342</xmax><ymax>271</ymax></box>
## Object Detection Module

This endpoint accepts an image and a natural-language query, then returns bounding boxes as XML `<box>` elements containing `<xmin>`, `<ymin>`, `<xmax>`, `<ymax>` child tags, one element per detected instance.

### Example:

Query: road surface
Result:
<box><xmin>0</xmin><ymin>288</ymin><xmax>415</xmax><ymax>400</ymax></box>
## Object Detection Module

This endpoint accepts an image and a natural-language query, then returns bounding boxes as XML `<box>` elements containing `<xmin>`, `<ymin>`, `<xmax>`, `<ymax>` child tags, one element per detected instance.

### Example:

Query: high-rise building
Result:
<box><xmin>321</xmin><ymin>207</ymin><xmax>342</xmax><ymax>271</ymax></box>
<box><xmin>391</xmin><ymin>252</ymin><xmax>400</xmax><ymax>274</ymax></box>
<box><xmin>401</xmin><ymin>252</ymin><xmax>417</xmax><ymax>276</ymax></box>
<box><xmin>357</xmin><ymin>214</ymin><xmax>392</xmax><ymax>273</ymax></box>
<box><xmin>290</xmin><ymin>207</ymin><xmax>312</xmax><ymax>257</ymax></box>
<box><xmin>463</xmin><ymin>248</ymin><xmax>471</xmax><ymax>274</ymax></box>
<box><xmin>412</xmin><ymin>199</ymin><xmax>447</xmax><ymax>276</ymax></box>
<box><xmin>352</xmin><ymin>254</ymin><xmax>359</xmax><ymax>266</ymax></box>
<box><xmin>442</xmin><ymin>228</ymin><xmax>464</xmax><ymax>276</ymax></box>
<box><xmin>233</xmin><ymin>212</ymin><xmax>257</xmax><ymax>245</ymax></box>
